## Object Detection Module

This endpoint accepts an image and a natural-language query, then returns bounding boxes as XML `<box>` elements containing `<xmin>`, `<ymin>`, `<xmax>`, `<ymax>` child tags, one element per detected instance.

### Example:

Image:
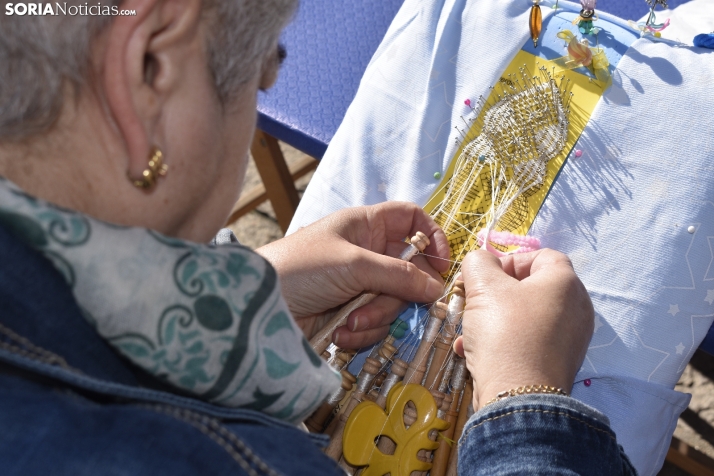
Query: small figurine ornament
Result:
<box><xmin>573</xmin><ymin>0</ymin><xmax>598</xmax><ymax>35</ymax></box>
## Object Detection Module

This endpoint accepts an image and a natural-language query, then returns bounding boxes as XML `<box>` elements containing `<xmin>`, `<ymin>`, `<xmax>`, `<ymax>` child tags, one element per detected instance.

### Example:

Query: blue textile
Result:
<box><xmin>460</xmin><ymin>394</ymin><xmax>638</xmax><ymax>475</ymax></box>
<box><xmin>694</xmin><ymin>33</ymin><xmax>714</xmax><ymax>48</ymax></box>
<box><xmin>0</xmin><ymin>223</ymin><xmax>341</xmax><ymax>476</ymax></box>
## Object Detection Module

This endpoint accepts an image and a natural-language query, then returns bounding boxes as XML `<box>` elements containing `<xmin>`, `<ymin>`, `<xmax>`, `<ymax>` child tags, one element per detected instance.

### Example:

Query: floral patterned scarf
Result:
<box><xmin>0</xmin><ymin>177</ymin><xmax>339</xmax><ymax>424</ymax></box>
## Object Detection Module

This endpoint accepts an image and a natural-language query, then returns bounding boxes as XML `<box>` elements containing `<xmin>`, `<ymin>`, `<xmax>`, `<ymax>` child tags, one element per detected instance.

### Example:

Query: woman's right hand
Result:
<box><xmin>453</xmin><ymin>249</ymin><xmax>594</xmax><ymax>410</ymax></box>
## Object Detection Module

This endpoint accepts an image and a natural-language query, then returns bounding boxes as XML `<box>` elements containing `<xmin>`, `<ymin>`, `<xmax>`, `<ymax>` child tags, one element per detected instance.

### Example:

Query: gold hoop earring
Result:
<box><xmin>132</xmin><ymin>148</ymin><xmax>169</xmax><ymax>189</ymax></box>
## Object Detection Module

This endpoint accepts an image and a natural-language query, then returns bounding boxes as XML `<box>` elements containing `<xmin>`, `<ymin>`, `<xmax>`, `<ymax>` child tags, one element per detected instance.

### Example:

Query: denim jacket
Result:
<box><xmin>460</xmin><ymin>394</ymin><xmax>638</xmax><ymax>475</ymax></box>
<box><xmin>0</xmin><ymin>224</ymin><xmax>636</xmax><ymax>475</ymax></box>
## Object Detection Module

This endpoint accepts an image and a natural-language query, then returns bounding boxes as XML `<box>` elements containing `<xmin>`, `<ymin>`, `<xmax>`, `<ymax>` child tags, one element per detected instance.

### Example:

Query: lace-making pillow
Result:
<box><xmin>288</xmin><ymin>1</ymin><xmax>714</xmax><ymax>474</ymax></box>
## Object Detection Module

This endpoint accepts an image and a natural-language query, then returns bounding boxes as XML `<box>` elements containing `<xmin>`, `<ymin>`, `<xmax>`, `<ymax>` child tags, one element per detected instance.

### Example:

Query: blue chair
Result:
<box><xmin>227</xmin><ymin>0</ymin><xmax>405</xmax><ymax>231</ymax></box>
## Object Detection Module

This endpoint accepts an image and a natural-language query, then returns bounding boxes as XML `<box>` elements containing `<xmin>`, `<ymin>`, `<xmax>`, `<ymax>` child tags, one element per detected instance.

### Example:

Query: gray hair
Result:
<box><xmin>0</xmin><ymin>0</ymin><xmax>297</xmax><ymax>141</ymax></box>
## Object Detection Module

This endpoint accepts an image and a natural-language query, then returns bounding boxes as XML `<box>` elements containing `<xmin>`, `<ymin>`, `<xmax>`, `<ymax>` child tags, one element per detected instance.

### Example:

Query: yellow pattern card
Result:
<box><xmin>423</xmin><ymin>49</ymin><xmax>605</xmax><ymax>276</ymax></box>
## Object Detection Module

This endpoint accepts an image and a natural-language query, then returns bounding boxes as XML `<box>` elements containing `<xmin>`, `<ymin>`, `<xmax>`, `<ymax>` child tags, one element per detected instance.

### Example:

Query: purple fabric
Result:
<box><xmin>581</xmin><ymin>0</ymin><xmax>597</xmax><ymax>11</ymax></box>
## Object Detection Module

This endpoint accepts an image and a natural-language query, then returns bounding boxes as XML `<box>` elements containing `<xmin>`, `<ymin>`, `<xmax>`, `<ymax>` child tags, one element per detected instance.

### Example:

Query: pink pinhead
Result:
<box><xmin>464</xmin><ymin>98</ymin><xmax>471</xmax><ymax>107</ymax></box>
<box><xmin>575</xmin><ymin>149</ymin><xmax>583</xmax><ymax>158</ymax></box>
<box><xmin>584</xmin><ymin>379</ymin><xmax>592</xmax><ymax>387</ymax></box>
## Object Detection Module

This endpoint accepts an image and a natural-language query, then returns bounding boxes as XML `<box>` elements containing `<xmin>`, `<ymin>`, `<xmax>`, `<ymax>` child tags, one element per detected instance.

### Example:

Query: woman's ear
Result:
<box><xmin>101</xmin><ymin>0</ymin><xmax>203</xmax><ymax>185</ymax></box>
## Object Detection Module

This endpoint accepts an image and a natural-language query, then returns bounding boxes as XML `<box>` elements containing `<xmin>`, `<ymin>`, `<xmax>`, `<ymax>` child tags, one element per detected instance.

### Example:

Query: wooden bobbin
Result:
<box><xmin>423</xmin><ymin>339</ymin><xmax>453</xmax><ymax>390</ymax></box>
<box><xmin>451</xmin><ymin>280</ymin><xmax>465</xmax><ymax>297</ymax></box>
<box><xmin>445</xmin><ymin>377</ymin><xmax>474</xmax><ymax>476</ymax></box>
<box><xmin>437</xmin><ymin>357</ymin><xmax>457</xmax><ymax>394</ymax></box>
<box><xmin>305</xmin><ymin>369</ymin><xmax>356</xmax><ymax>433</ymax></box>
<box><xmin>430</xmin><ymin>389</ymin><xmax>446</xmax><ymax>410</ymax></box>
<box><xmin>373</xmin><ymin>358</ymin><xmax>409</xmax><ymax>457</ymax></box>
<box><xmin>370</xmin><ymin>341</ymin><xmax>397</xmax><ymax>375</ymax></box>
<box><xmin>328</xmin><ymin>348</ymin><xmax>356</xmax><ymax>371</ymax></box>
<box><xmin>413</xmin><ymin>390</ymin><xmax>449</xmax><ymax>475</ymax></box>
<box><xmin>309</xmin><ymin>232</ymin><xmax>430</xmax><ymax>356</ymax></box>
<box><xmin>431</xmin><ymin>358</ymin><xmax>468</xmax><ymax>476</ymax></box>
<box><xmin>445</xmin><ymin>280</ymin><xmax>465</xmax><ymax>335</ymax></box>
<box><xmin>354</xmin><ymin>341</ymin><xmax>395</xmax><ymax>392</ymax></box>
<box><xmin>379</xmin><ymin>342</ymin><xmax>397</xmax><ymax>362</ymax></box>
<box><xmin>373</xmin><ymin>371</ymin><xmax>388</xmax><ymax>389</ymax></box>
<box><xmin>375</xmin><ymin>358</ymin><xmax>408</xmax><ymax>409</ymax></box>
<box><xmin>324</xmin><ymin>357</ymin><xmax>381</xmax><ymax>461</ymax></box>
<box><xmin>366</xmin><ymin>336</ymin><xmax>395</xmax><ymax>361</ymax></box>
<box><xmin>438</xmin><ymin>393</ymin><xmax>454</xmax><ymax>420</ymax></box>
<box><xmin>401</xmin><ymin>231</ymin><xmax>430</xmax><ymax>261</ymax></box>
<box><xmin>404</xmin><ymin>302</ymin><xmax>448</xmax><ymax>386</ymax></box>
<box><xmin>424</xmin><ymin>284</ymin><xmax>465</xmax><ymax>389</ymax></box>
<box><xmin>364</xmin><ymin>389</ymin><xmax>380</xmax><ymax>403</ymax></box>
<box><xmin>408</xmin><ymin>394</ymin><xmax>456</xmax><ymax>476</ymax></box>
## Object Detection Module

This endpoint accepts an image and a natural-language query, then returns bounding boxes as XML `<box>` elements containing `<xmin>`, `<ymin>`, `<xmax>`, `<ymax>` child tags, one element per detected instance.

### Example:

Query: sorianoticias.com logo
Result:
<box><xmin>5</xmin><ymin>3</ymin><xmax>136</xmax><ymax>15</ymax></box>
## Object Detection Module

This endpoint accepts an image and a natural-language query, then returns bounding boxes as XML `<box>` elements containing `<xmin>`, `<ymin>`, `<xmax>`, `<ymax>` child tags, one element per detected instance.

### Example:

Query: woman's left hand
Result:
<box><xmin>256</xmin><ymin>202</ymin><xmax>450</xmax><ymax>349</ymax></box>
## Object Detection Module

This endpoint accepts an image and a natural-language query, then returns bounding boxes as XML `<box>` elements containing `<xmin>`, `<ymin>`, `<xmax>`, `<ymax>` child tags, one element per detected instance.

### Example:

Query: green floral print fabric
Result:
<box><xmin>0</xmin><ymin>177</ymin><xmax>340</xmax><ymax>423</ymax></box>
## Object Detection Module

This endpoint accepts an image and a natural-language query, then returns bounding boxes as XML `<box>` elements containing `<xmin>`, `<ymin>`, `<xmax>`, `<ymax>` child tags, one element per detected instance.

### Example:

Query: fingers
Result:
<box><xmin>369</xmin><ymin>202</ymin><xmax>451</xmax><ymax>273</ymax></box>
<box><xmin>499</xmin><ymin>249</ymin><xmax>574</xmax><ymax>281</ymax></box>
<box><xmin>527</xmin><ymin>248</ymin><xmax>574</xmax><ymax>275</ymax></box>
<box><xmin>333</xmin><ymin>324</ymin><xmax>391</xmax><ymax>350</ymax></box>
<box><xmin>385</xmin><ymin>241</ymin><xmax>450</xmax><ymax>278</ymax></box>
<box><xmin>462</xmin><ymin>249</ymin><xmax>512</xmax><ymax>298</ymax></box>
<box><xmin>453</xmin><ymin>335</ymin><xmax>465</xmax><ymax>357</ymax></box>
<box><xmin>385</xmin><ymin>242</ymin><xmax>446</xmax><ymax>283</ymax></box>
<box><xmin>353</xmin><ymin>250</ymin><xmax>445</xmax><ymax>304</ymax></box>
<box><xmin>346</xmin><ymin>295</ymin><xmax>407</xmax><ymax>332</ymax></box>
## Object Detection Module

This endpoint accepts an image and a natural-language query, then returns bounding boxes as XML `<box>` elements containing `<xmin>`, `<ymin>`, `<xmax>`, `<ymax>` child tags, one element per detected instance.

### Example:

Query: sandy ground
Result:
<box><xmin>228</xmin><ymin>142</ymin><xmax>714</xmax><ymax>475</ymax></box>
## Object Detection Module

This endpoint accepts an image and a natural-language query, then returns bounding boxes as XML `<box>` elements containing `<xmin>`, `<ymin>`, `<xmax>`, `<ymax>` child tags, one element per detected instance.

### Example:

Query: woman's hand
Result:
<box><xmin>453</xmin><ymin>249</ymin><xmax>594</xmax><ymax>410</ymax></box>
<box><xmin>256</xmin><ymin>202</ymin><xmax>450</xmax><ymax>349</ymax></box>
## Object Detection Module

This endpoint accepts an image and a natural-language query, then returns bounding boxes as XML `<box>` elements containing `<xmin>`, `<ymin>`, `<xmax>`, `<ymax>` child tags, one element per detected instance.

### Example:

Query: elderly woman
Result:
<box><xmin>0</xmin><ymin>0</ymin><xmax>636</xmax><ymax>474</ymax></box>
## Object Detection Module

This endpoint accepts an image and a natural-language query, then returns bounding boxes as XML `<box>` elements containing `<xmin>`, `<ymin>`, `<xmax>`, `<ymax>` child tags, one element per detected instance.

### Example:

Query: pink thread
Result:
<box><xmin>477</xmin><ymin>230</ymin><xmax>541</xmax><ymax>257</ymax></box>
<box><xmin>575</xmin><ymin>149</ymin><xmax>583</xmax><ymax>158</ymax></box>
<box><xmin>464</xmin><ymin>98</ymin><xmax>472</xmax><ymax>107</ymax></box>
<box><xmin>646</xmin><ymin>18</ymin><xmax>670</xmax><ymax>32</ymax></box>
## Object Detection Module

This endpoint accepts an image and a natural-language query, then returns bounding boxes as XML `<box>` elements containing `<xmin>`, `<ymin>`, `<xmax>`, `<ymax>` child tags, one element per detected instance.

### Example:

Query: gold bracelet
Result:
<box><xmin>484</xmin><ymin>385</ymin><xmax>569</xmax><ymax>407</ymax></box>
